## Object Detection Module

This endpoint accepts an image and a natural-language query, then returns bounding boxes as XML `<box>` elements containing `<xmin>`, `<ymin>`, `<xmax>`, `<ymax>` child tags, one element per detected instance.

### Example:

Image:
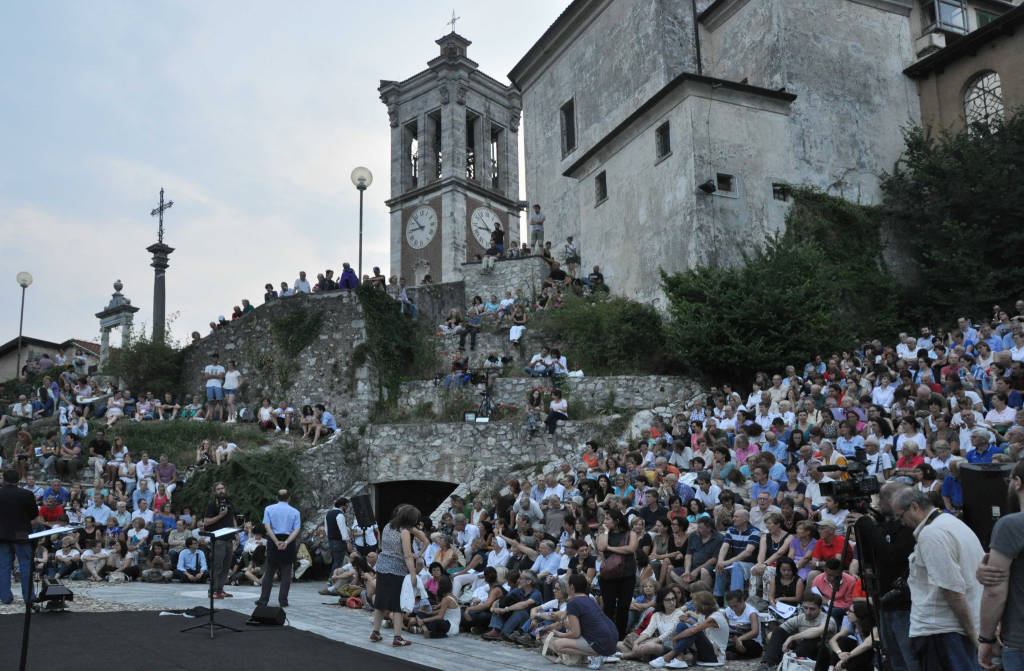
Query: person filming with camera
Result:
<box><xmin>202</xmin><ymin>481</ymin><xmax>238</xmax><ymax>599</ymax></box>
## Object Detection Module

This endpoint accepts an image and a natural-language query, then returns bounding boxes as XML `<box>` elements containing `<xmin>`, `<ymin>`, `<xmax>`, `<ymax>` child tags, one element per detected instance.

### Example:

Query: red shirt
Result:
<box><xmin>40</xmin><ymin>505</ymin><xmax>64</xmax><ymax>523</ymax></box>
<box><xmin>812</xmin><ymin>534</ymin><xmax>852</xmax><ymax>566</ymax></box>
<box><xmin>896</xmin><ymin>455</ymin><xmax>924</xmax><ymax>470</ymax></box>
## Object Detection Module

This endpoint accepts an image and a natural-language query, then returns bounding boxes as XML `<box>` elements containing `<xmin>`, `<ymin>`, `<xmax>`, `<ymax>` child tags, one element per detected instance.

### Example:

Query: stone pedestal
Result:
<box><xmin>147</xmin><ymin>242</ymin><xmax>174</xmax><ymax>343</ymax></box>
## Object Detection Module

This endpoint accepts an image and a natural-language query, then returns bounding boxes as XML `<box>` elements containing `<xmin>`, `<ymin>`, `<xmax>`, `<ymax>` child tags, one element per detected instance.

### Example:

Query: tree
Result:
<box><xmin>662</xmin><ymin>235</ymin><xmax>842</xmax><ymax>381</ymax></box>
<box><xmin>881</xmin><ymin>110</ymin><xmax>1024</xmax><ymax>323</ymax></box>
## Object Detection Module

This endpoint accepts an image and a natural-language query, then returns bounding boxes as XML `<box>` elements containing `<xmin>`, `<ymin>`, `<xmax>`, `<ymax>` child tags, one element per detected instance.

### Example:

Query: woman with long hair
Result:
<box><xmin>596</xmin><ymin>509</ymin><xmax>640</xmax><ymax>639</ymax></box>
<box><xmin>616</xmin><ymin>587</ymin><xmax>684</xmax><ymax>661</ymax></box>
<box><xmin>371</xmin><ymin>504</ymin><xmax>428</xmax><ymax>647</ymax></box>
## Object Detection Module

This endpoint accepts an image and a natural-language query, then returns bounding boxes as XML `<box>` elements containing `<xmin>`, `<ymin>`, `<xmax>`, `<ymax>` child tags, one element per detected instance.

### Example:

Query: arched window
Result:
<box><xmin>964</xmin><ymin>71</ymin><xmax>1004</xmax><ymax>131</ymax></box>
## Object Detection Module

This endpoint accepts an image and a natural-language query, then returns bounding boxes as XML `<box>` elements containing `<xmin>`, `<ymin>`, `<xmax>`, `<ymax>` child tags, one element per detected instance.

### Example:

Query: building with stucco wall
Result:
<box><xmin>507</xmin><ymin>0</ymin><xmax>1020</xmax><ymax>304</ymax></box>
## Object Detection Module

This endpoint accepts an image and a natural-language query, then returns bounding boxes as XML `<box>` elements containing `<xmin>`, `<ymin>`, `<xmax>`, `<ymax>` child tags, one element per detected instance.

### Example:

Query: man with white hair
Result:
<box><xmin>453</xmin><ymin>514</ymin><xmax>479</xmax><ymax>555</ymax></box>
<box><xmin>965</xmin><ymin>427</ymin><xmax>1001</xmax><ymax>463</ymax></box>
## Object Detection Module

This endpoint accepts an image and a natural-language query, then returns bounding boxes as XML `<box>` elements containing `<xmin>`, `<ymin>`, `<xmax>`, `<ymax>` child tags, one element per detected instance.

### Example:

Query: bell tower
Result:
<box><xmin>380</xmin><ymin>32</ymin><xmax>521</xmax><ymax>285</ymax></box>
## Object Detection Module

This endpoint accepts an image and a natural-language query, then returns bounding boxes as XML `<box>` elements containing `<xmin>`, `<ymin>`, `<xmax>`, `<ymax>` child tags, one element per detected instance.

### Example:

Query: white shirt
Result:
<box><xmin>908</xmin><ymin>511</ymin><xmax>984</xmax><ymax>637</ymax></box>
<box><xmin>294</xmin><ymin>278</ymin><xmax>312</xmax><ymax>293</ymax></box>
<box><xmin>204</xmin><ymin>364</ymin><xmax>225</xmax><ymax>389</ymax></box>
<box><xmin>223</xmin><ymin>370</ymin><xmax>242</xmax><ymax>390</ymax></box>
<box><xmin>456</xmin><ymin>523</ymin><xmax>480</xmax><ymax>554</ymax></box>
<box><xmin>136</xmin><ymin>459</ymin><xmax>155</xmax><ymax>480</ymax></box>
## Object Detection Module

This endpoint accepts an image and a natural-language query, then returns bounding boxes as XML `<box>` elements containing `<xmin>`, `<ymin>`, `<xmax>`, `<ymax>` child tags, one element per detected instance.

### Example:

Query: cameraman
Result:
<box><xmin>202</xmin><ymin>481</ymin><xmax>238</xmax><ymax>599</ymax></box>
<box><xmin>849</xmin><ymin>482</ymin><xmax>918</xmax><ymax>671</ymax></box>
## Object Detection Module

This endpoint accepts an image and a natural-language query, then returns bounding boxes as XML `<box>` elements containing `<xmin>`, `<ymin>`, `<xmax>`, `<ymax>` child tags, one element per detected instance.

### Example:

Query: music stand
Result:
<box><xmin>182</xmin><ymin>527</ymin><xmax>242</xmax><ymax>638</ymax></box>
<box><xmin>21</xmin><ymin>525</ymin><xmax>80</xmax><ymax>671</ymax></box>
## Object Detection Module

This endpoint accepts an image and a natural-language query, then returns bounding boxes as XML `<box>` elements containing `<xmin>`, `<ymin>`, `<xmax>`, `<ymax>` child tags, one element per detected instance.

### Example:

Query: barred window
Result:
<box><xmin>964</xmin><ymin>71</ymin><xmax>1004</xmax><ymax>131</ymax></box>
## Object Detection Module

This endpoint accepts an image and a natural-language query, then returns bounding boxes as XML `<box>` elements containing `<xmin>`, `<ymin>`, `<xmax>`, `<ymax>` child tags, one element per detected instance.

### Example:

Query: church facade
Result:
<box><xmin>508</xmin><ymin>0</ymin><xmax>1021</xmax><ymax>304</ymax></box>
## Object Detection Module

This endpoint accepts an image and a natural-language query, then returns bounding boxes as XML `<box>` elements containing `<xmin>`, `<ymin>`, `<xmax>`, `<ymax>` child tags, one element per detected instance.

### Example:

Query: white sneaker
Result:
<box><xmin>649</xmin><ymin>659</ymin><xmax>667</xmax><ymax>669</ymax></box>
<box><xmin>275</xmin><ymin>426</ymin><xmax>281</xmax><ymax>432</ymax></box>
<box><xmin>587</xmin><ymin>657</ymin><xmax>604</xmax><ymax>670</ymax></box>
<box><xmin>604</xmin><ymin>654</ymin><xmax>621</xmax><ymax>663</ymax></box>
<box><xmin>284</xmin><ymin>428</ymin><xmax>289</xmax><ymax>434</ymax></box>
<box><xmin>694</xmin><ymin>662</ymin><xmax>721</xmax><ymax>667</ymax></box>
<box><xmin>667</xmin><ymin>660</ymin><xmax>689</xmax><ymax>669</ymax></box>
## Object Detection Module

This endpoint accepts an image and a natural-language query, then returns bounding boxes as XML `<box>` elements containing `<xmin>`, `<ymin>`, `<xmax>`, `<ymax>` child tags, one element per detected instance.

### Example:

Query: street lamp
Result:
<box><xmin>15</xmin><ymin>271</ymin><xmax>33</xmax><ymax>378</ymax></box>
<box><xmin>350</xmin><ymin>166</ymin><xmax>373</xmax><ymax>281</ymax></box>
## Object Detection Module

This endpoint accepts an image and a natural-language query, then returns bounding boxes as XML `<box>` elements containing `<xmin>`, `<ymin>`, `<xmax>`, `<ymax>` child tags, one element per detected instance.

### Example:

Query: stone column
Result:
<box><xmin>147</xmin><ymin>242</ymin><xmax>174</xmax><ymax>343</ymax></box>
<box><xmin>99</xmin><ymin>327</ymin><xmax>111</xmax><ymax>369</ymax></box>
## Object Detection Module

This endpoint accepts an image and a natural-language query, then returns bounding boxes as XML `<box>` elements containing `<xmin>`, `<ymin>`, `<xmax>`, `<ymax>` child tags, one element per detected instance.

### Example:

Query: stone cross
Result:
<box><xmin>447</xmin><ymin>10</ymin><xmax>460</xmax><ymax>32</ymax></box>
<box><xmin>150</xmin><ymin>187</ymin><xmax>174</xmax><ymax>244</ymax></box>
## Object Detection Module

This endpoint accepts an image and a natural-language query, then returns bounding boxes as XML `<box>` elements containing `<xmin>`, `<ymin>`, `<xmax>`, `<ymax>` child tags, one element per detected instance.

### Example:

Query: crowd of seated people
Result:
<box><xmin>348</xmin><ymin>299</ymin><xmax>1024</xmax><ymax>668</ymax></box>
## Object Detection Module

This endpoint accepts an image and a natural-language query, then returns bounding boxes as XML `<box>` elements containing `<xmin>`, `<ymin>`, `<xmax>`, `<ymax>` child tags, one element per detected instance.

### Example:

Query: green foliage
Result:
<box><xmin>784</xmin><ymin>188</ymin><xmax>901</xmax><ymax>339</ymax></box>
<box><xmin>102</xmin><ymin>419</ymin><xmax>270</xmax><ymax>473</ymax></box>
<box><xmin>271</xmin><ymin>307</ymin><xmax>324</xmax><ymax>357</ymax></box>
<box><xmin>355</xmin><ymin>285</ymin><xmax>433</xmax><ymax>402</ymax></box>
<box><xmin>662</xmin><ymin>235</ymin><xmax>844</xmax><ymax>381</ymax></box>
<box><xmin>881</xmin><ymin>111</ymin><xmax>1024</xmax><ymax>323</ymax></box>
<box><xmin>530</xmin><ymin>294</ymin><xmax>676</xmax><ymax>375</ymax></box>
<box><xmin>178</xmin><ymin>451</ymin><xmax>304</xmax><ymax>522</ymax></box>
<box><xmin>108</xmin><ymin>336</ymin><xmax>185</xmax><ymax>396</ymax></box>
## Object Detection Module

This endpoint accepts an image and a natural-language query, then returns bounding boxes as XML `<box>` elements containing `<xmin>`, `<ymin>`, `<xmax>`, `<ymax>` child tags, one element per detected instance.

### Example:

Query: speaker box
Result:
<box><xmin>247</xmin><ymin>605</ymin><xmax>286</xmax><ymax>626</ymax></box>
<box><xmin>960</xmin><ymin>461</ymin><xmax>1014</xmax><ymax>550</ymax></box>
<box><xmin>351</xmin><ymin>494</ymin><xmax>375</xmax><ymax>528</ymax></box>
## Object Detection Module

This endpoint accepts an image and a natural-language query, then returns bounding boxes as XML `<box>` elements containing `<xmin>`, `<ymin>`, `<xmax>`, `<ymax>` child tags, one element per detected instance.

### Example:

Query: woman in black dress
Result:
<box><xmin>596</xmin><ymin>509</ymin><xmax>639</xmax><ymax>639</ymax></box>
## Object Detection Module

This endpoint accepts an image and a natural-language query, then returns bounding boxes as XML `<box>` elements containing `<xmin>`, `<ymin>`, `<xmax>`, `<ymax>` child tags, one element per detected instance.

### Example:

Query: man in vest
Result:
<box><xmin>320</xmin><ymin>497</ymin><xmax>351</xmax><ymax>595</ymax></box>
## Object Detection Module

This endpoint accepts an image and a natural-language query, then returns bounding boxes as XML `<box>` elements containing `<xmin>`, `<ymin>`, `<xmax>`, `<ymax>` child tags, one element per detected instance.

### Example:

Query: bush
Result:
<box><xmin>531</xmin><ymin>294</ymin><xmax>676</xmax><ymax>375</ymax></box>
<box><xmin>662</xmin><ymin>235</ymin><xmax>843</xmax><ymax>381</ymax></box>
<box><xmin>355</xmin><ymin>285</ymin><xmax>434</xmax><ymax>402</ymax></box>
<box><xmin>178</xmin><ymin>450</ymin><xmax>304</xmax><ymax>523</ymax></box>
<box><xmin>881</xmin><ymin>110</ymin><xmax>1024</xmax><ymax>323</ymax></box>
<box><xmin>107</xmin><ymin>336</ymin><xmax>185</xmax><ymax>397</ymax></box>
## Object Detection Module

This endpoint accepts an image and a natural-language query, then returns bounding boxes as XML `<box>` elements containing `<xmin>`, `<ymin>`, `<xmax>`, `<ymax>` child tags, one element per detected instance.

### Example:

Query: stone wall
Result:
<box><xmin>398</xmin><ymin>374</ymin><xmax>703</xmax><ymax>417</ymax></box>
<box><xmin>180</xmin><ymin>291</ymin><xmax>377</xmax><ymax>429</ymax></box>
<box><xmin>461</xmin><ymin>255</ymin><xmax>549</xmax><ymax>307</ymax></box>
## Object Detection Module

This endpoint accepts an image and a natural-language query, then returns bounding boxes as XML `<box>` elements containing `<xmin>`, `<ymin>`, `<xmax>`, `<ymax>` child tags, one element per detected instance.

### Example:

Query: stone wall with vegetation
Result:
<box><xmin>397</xmin><ymin>375</ymin><xmax>703</xmax><ymax>418</ymax></box>
<box><xmin>180</xmin><ymin>291</ymin><xmax>377</xmax><ymax>429</ymax></box>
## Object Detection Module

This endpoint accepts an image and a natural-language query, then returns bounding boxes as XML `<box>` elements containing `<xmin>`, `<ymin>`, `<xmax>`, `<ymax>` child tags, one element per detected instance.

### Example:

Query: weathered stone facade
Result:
<box><xmin>510</xmin><ymin>0</ymin><xmax>922</xmax><ymax>305</ymax></box>
<box><xmin>398</xmin><ymin>375</ymin><xmax>703</xmax><ymax>417</ymax></box>
<box><xmin>180</xmin><ymin>291</ymin><xmax>377</xmax><ymax>429</ymax></box>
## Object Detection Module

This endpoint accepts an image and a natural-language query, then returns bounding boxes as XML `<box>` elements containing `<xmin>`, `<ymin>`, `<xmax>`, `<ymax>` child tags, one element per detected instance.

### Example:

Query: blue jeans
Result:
<box><xmin>0</xmin><ymin>541</ymin><xmax>35</xmax><ymax>604</ymax></box>
<box><xmin>1003</xmin><ymin>645</ymin><xmax>1024</xmax><ymax>671</ymax></box>
<box><xmin>489</xmin><ymin>609</ymin><xmax>530</xmax><ymax>635</ymax></box>
<box><xmin>329</xmin><ymin>539</ymin><xmax>348</xmax><ymax>575</ymax></box>
<box><xmin>713</xmin><ymin>561</ymin><xmax>752</xmax><ymax>596</ymax></box>
<box><xmin>670</xmin><ymin>622</ymin><xmax>718</xmax><ymax>662</ymax></box>
<box><xmin>880</xmin><ymin>609</ymin><xmax>918</xmax><ymax>671</ymax></box>
<box><xmin>910</xmin><ymin>632</ymin><xmax>981</xmax><ymax>671</ymax></box>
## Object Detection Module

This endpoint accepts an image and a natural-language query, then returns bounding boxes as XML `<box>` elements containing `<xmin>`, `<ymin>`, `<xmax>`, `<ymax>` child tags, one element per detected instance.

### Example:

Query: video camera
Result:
<box><xmin>818</xmin><ymin>447</ymin><xmax>880</xmax><ymax>512</ymax></box>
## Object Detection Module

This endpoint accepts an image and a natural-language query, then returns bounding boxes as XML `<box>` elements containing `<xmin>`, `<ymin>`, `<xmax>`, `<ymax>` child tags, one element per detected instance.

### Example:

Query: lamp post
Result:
<box><xmin>15</xmin><ymin>271</ymin><xmax>33</xmax><ymax>378</ymax></box>
<box><xmin>350</xmin><ymin>167</ymin><xmax>373</xmax><ymax>281</ymax></box>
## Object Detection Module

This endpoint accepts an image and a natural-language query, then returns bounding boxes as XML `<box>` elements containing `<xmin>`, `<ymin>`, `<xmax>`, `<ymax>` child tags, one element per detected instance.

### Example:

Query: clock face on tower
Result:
<box><xmin>470</xmin><ymin>207</ymin><xmax>501</xmax><ymax>249</ymax></box>
<box><xmin>406</xmin><ymin>206</ymin><xmax>438</xmax><ymax>249</ymax></box>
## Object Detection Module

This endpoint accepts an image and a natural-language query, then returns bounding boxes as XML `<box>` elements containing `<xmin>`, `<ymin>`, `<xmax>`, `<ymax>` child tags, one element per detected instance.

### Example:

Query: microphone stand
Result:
<box><xmin>181</xmin><ymin>528</ymin><xmax>242</xmax><ymax>638</ymax></box>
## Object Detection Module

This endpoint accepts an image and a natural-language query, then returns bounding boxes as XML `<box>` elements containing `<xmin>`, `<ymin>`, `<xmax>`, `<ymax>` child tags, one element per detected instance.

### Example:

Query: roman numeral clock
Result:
<box><xmin>380</xmin><ymin>31</ymin><xmax>521</xmax><ymax>285</ymax></box>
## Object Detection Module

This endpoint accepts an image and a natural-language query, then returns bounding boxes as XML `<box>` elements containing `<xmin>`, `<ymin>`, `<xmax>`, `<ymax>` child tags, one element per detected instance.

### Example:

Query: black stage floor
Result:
<box><xmin>0</xmin><ymin>609</ymin><xmax>439</xmax><ymax>670</ymax></box>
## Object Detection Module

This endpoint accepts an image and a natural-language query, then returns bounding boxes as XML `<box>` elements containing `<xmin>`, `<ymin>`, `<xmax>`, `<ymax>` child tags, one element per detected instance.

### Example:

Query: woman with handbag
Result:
<box><xmin>596</xmin><ymin>509</ymin><xmax>639</xmax><ymax>639</ymax></box>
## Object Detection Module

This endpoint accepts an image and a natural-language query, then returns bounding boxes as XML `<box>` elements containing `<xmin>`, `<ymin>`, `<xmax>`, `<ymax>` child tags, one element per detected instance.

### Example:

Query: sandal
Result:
<box><xmin>392</xmin><ymin>636</ymin><xmax>411</xmax><ymax>647</ymax></box>
<box><xmin>369</xmin><ymin>631</ymin><xmax>382</xmax><ymax>642</ymax></box>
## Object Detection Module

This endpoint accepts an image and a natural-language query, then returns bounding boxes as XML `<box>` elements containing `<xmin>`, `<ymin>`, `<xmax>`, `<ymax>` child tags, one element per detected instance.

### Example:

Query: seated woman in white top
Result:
<box><xmin>616</xmin><ymin>587</ymin><xmax>685</xmax><ymax>661</ymax></box>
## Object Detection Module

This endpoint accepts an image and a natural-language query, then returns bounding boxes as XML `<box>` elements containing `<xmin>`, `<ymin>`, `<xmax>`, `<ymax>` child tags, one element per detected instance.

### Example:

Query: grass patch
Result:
<box><xmin>101</xmin><ymin>420</ymin><xmax>271</xmax><ymax>471</ymax></box>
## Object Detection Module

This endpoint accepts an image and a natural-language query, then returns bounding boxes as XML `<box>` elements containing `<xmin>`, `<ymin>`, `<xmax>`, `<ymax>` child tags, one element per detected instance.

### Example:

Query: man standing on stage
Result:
<box><xmin>257</xmin><ymin>489</ymin><xmax>301</xmax><ymax>608</ymax></box>
<box><xmin>202</xmin><ymin>481</ymin><xmax>237</xmax><ymax>599</ymax></box>
<box><xmin>0</xmin><ymin>469</ymin><xmax>39</xmax><ymax>604</ymax></box>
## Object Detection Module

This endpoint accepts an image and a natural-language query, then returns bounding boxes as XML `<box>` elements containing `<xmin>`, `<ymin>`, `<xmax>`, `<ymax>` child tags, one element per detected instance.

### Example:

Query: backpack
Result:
<box><xmin>237</xmin><ymin>407</ymin><xmax>254</xmax><ymax>422</ymax></box>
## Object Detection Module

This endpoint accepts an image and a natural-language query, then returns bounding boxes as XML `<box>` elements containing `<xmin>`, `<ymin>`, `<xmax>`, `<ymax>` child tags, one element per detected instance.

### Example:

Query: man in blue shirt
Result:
<box><xmin>312</xmin><ymin>403</ymin><xmax>338</xmax><ymax>446</ymax></box>
<box><xmin>175</xmin><ymin>538</ymin><xmax>208</xmax><ymax>584</ymax></box>
<box><xmin>482</xmin><ymin>570</ymin><xmax>544</xmax><ymax>641</ymax></box>
<box><xmin>749</xmin><ymin>466</ymin><xmax>780</xmax><ymax>500</ymax></box>
<box><xmin>257</xmin><ymin>489</ymin><xmax>301</xmax><ymax>608</ymax></box>
<box><xmin>762</xmin><ymin>431</ymin><xmax>789</xmax><ymax>465</ymax></box>
<box><xmin>966</xmin><ymin>428</ymin><xmax>1002</xmax><ymax>463</ymax></box>
<box><xmin>714</xmin><ymin>509</ymin><xmax>760</xmax><ymax>597</ymax></box>
<box><xmin>42</xmin><ymin>479</ymin><xmax>69</xmax><ymax>506</ymax></box>
<box><xmin>132</xmin><ymin>479</ymin><xmax>155</xmax><ymax>510</ymax></box>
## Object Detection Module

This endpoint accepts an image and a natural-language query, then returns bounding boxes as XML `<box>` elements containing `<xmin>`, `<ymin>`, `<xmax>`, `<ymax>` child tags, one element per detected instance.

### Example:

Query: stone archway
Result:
<box><xmin>372</xmin><ymin>479</ymin><xmax>458</xmax><ymax>526</ymax></box>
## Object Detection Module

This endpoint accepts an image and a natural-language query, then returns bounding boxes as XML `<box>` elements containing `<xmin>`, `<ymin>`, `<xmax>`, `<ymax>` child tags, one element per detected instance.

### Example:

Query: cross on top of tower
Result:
<box><xmin>150</xmin><ymin>187</ymin><xmax>174</xmax><ymax>244</ymax></box>
<box><xmin>447</xmin><ymin>9</ymin><xmax>460</xmax><ymax>32</ymax></box>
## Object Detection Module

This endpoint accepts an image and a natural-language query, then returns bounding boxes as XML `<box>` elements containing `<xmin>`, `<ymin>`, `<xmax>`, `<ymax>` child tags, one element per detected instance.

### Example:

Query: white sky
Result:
<box><xmin>0</xmin><ymin>1</ymin><xmax>566</xmax><ymax>347</ymax></box>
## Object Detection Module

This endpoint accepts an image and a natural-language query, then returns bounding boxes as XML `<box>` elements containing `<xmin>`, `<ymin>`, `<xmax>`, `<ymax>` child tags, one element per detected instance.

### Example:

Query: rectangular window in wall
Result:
<box><xmin>976</xmin><ymin>9</ymin><xmax>998</xmax><ymax>27</ymax></box>
<box><xmin>923</xmin><ymin>0</ymin><xmax>967</xmax><ymax>34</ymax></box>
<box><xmin>560</xmin><ymin>99</ymin><xmax>577</xmax><ymax>157</ymax></box>
<box><xmin>655</xmin><ymin>121</ymin><xmax>671</xmax><ymax>160</ymax></box>
<box><xmin>772</xmin><ymin>183</ymin><xmax>790</xmax><ymax>201</ymax></box>
<box><xmin>404</xmin><ymin>121</ymin><xmax>419</xmax><ymax>189</ymax></box>
<box><xmin>490</xmin><ymin>124</ymin><xmax>503</xmax><ymax>191</ymax></box>
<box><xmin>716</xmin><ymin>172</ymin><xmax>735</xmax><ymax>193</ymax></box>
<box><xmin>594</xmin><ymin>171</ymin><xmax>607</xmax><ymax>206</ymax></box>
<box><xmin>429</xmin><ymin>111</ymin><xmax>442</xmax><ymax>180</ymax></box>
<box><xmin>466</xmin><ymin>112</ymin><xmax>479</xmax><ymax>181</ymax></box>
